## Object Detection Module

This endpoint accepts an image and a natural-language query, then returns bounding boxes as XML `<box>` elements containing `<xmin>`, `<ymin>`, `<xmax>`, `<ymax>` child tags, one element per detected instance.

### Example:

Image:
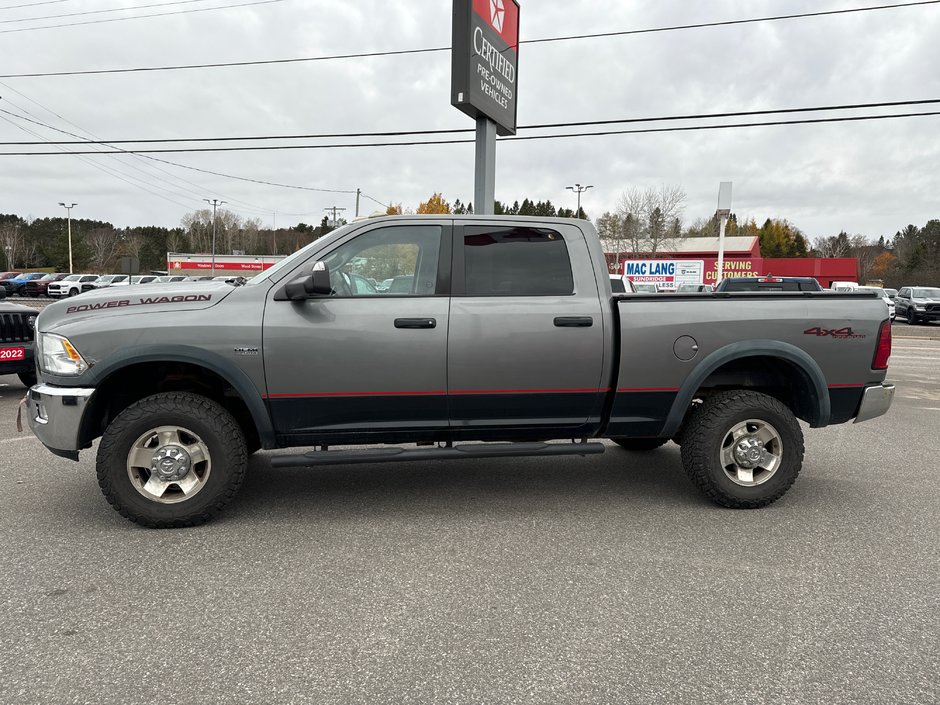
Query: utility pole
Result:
<box><xmin>204</xmin><ymin>199</ymin><xmax>226</xmax><ymax>276</ymax></box>
<box><xmin>272</xmin><ymin>212</ymin><xmax>277</xmax><ymax>255</ymax></box>
<box><xmin>565</xmin><ymin>184</ymin><xmax>593</xmax><ymax>218</ymax></box>
<box><xmin>58</xmin><ymin>202</ymin><xmax>77</xmax><ymax>273</ymax></box>
<box><xmin>355</xmin><ymin>188</ymin><xmax>361</xmax><ymax>218</ymax></box>
<box><xmin>324</xmin><ymin>206</ymin><xmax>346</xmax><ymax>228</ymax></box>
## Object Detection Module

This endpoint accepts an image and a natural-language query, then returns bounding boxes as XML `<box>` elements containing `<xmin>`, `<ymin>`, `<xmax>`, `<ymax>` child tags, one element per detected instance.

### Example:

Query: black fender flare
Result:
<box><xmin>79</xmin><ymin>345</ymin><xmax>276</xmax><ymax>449</ymax></box>
<box><xmin>660</xmin><ymin>340</ymin><xmax>830</xmax><ymax>438</ymax></box>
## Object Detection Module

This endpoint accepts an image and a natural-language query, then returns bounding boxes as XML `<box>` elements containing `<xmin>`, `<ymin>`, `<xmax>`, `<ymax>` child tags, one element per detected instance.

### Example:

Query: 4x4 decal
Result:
<box><xmin>804</xmin><ymin>326</ymin><xmax>866</xmax><ymax>340</ymax></box>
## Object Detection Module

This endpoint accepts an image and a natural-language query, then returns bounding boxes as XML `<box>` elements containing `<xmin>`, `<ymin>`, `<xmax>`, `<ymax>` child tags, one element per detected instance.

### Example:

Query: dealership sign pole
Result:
<box><xmin>715</xmin><ymin>181</ymin><xmax>733</xmax><ymax>285</ymax></box>
<box><xmin>452</xmin><ymin>0</ymin><xmax>520</xmax><ymax>215</ymax></box>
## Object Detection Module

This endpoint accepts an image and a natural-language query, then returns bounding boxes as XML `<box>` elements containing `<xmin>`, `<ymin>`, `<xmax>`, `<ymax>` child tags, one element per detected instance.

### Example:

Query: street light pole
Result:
<box><xmin>565</xmin><ymin>184</ymin><xmax>593</xmax><ymax>218</ymax></box>
<box><xmin>204</xmin><ymin>199</ymin><xmax>226</xmax><ymax>276</ymax></box>
<box><xmin>58</xmin><ymin>202</ymin><xmax>77</xmax><ymax>273</ymax></box>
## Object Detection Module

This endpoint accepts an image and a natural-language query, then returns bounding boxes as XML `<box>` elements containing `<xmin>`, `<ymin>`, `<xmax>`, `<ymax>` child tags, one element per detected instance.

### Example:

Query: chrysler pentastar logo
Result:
<box><xmin>490</xmin><ymin>0</ymin><xmax>504</xmax><ymax>32</ymax></box>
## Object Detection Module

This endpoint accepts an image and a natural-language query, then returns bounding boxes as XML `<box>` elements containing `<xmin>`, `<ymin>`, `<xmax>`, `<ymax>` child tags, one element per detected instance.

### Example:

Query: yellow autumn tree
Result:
<box><xmin>417</xmin><ymin>193</ymin><xmax>451</xmax><ymax>214</ymax></box>
<box><xmin>386</xmin><ymin>203</ymin><xmax>403</xmax><ymax>215</ymax></box>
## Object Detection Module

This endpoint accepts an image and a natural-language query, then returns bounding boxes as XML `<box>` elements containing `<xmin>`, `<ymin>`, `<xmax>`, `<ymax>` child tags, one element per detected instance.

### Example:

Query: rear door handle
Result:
<box><xmin>394</xmin><ymin>318</ymin><xmax>437</xmax><ymax>329</ymax></box>
<box><xmin>554</xmin><ymin>316</ymin><xmax>593</xmax><ymax>328</ymax></box>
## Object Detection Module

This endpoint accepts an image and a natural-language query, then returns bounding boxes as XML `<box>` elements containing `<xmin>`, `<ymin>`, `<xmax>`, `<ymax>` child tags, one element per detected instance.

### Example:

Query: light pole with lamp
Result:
<box><xmin>565</xmin><ymin>184</ymin><xmax>593</xmax><ymax>218</ymax></box>
<box><xmin>58</xmin><ymin>202</ymin><xmax>77</xmax><ymax>273</ymax></box>
<box><xmin>204</xmin><ymin>199</ymin><xmax>226</xmax><ymax>276</ymax></box>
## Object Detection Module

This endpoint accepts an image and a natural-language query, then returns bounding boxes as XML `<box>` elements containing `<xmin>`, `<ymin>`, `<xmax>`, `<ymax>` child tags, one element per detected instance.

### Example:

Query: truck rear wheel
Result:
<box><xmin>96</xmin><ymin>392</ymin><xmax>248</xmax><ymax>528</ymax></box>
<box><xmin>680</xmin><ymin>390</ymin><xmax>804</xmax><ymax>508</ymax></box>
<box><xmin>610</xmin><ymin>437</ymin><xmax>669</xmax><ymax>451</ymax></box>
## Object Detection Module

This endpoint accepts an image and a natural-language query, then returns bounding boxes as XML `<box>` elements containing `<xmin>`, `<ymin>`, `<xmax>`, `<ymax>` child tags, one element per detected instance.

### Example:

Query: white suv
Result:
<box><xmin>47</xmin><ymin>274</ymin><xmax>101</xmax><ymax>298</ymax></box>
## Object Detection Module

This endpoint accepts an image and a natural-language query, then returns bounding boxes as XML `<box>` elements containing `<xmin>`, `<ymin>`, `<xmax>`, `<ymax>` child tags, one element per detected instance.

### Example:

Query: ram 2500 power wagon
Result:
<box><xmin>24</xmin><ymin>216</ymin><xmax>895</xmax><ymax>527</ymax></box>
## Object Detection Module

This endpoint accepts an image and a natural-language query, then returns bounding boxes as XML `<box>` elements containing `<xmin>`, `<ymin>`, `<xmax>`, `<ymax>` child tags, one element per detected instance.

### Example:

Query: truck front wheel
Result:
<box><xmin>680</xmin><ymin>390</ymin><xmax>804</xmax><ymax>508</ymax></box>
<box><xmin>96</xmin><ymin>392</ymin><xmax>248</xmax><ymax>528</ymax></box>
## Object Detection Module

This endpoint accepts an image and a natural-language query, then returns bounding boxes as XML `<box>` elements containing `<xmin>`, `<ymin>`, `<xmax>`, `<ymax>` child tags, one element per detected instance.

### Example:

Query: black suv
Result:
<box><xmin>0</xmin><ymin>301</ymin><xmax>37</xmax><ymax>387</ymax></box>
<box><xmin>715</xmin><ymin>276</ymin><xmax>823</xmax><ymax>292</ymax></box>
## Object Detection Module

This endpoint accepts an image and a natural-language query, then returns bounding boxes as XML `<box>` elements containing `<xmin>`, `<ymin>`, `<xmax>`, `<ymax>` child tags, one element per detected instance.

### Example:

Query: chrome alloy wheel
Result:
<box><xmin>126</xmin><ymin>426</ymin><xmax>212</xmax><ymax>504</ymax></box>
<box><xmin>719</xmin><ymin>419</ymin><xmax>783</xmax><ymax>487</ymax></box>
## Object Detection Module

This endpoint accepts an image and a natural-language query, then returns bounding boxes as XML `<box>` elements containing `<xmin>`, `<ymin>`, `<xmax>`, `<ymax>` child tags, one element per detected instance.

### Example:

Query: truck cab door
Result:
<box><xmin>263</xmin><ymin>222</ymin><xmax>452</xmax><ymax>444</ymax></box>
<box><xmin>446</xmin><ymin>222</ymin><xmax>607</xmax><ymax>437</ymax></box>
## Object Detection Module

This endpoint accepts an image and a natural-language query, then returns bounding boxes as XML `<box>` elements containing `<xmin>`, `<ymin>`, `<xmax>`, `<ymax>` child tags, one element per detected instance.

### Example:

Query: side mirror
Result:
<box><xmin>282</xmin><ymin>261</ymin><xmax>334</xmax><ymax>300</ymax></box>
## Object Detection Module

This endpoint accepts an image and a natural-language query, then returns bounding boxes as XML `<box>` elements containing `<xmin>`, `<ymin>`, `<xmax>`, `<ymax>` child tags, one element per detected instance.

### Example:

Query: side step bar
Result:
<box><xmin>270</xmin><ymin>441</ymin><xmax>606</xmax><ymax>468</ymax></box>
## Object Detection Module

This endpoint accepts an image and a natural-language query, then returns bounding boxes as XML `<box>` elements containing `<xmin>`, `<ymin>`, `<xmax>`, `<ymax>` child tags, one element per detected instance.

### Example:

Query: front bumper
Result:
<box><xmin>26</xmin><ymin>383</ymin><xmax>96</xmax><ymax>460</ymax></box>
<box><xmin>854</xmin><ymin>383</ymin><xmax>895</xmax><ymax>424</ymax></box>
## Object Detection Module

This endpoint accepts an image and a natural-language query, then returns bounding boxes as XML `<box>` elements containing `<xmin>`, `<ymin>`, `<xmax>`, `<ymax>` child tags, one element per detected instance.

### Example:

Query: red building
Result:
<box><xmin>607</xmin><ymin>236</ymin><xmax>858</xmax><ymax>289</ymax></box>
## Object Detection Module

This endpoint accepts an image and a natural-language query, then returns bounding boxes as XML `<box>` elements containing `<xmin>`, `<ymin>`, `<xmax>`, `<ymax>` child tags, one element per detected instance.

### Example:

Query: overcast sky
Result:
<box><xmin>1</xmin><ymin>0</ymin><xmax>939</xmax><ymax>242</ymax></box>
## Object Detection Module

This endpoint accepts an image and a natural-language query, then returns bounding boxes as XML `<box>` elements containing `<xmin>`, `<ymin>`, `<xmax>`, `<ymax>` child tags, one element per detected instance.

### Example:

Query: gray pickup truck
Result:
<box><xmin>24</xmin><ymin>216</ymin><xmax>895</xmax><ymax>527</ymax></box>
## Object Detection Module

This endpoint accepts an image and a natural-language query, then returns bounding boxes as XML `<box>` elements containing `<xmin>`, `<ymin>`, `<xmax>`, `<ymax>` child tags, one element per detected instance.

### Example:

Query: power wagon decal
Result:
<box><xmin>66</xmin><ymin>294</ymin><xmax>212</xmax><ymax>314</ymax></box>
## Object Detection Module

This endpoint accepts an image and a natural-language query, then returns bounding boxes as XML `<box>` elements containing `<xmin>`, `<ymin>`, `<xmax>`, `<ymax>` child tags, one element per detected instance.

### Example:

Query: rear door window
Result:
<box><xmin>459</xmin><ymin>226</ymin><xmax>573</xmax><ymax>296</ymax></box>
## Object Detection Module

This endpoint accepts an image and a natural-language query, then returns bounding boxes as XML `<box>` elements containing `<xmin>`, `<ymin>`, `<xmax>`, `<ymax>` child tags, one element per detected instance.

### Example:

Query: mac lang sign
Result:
<box><xmin>451</xmin><ymin>0</ymin><xmax>520</xmax><ymax>135</ymax></box>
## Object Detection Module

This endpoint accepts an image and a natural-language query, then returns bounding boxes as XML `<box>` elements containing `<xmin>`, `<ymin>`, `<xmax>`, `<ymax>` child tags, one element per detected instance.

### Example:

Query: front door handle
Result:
<box><xmin>394</xmin><ymin>318</ymin><xmax>437</xmax><ymax>329</ymax></box>
<box><xmin>554</xmin><ymin>316</ymin><xmax>593</xmax><ymax>328</ymax></box>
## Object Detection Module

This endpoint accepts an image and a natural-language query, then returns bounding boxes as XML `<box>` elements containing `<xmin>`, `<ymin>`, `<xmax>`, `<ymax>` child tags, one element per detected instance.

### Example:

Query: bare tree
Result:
<box><xmin>86</xmin><ymin>227</ymin><xmax>119</xmax><ymax>272</ymax></box>
<box><xmin>616</xmin><ymin>184</ymin><xmax>687</xmax><ymax>257</ymax></box>
<box><xmin>0</xmin><ymin>222</ymin><xmax>23</xmax><ymax>268</ymax></box>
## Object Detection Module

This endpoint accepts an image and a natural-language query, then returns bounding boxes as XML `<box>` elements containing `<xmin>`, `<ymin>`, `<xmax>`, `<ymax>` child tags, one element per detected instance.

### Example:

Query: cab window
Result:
<box><xmin>460</xmin><ymin>226</ymin><xmax>573</xmax><ymax>296</ymax></box>
<box><xmin>320</xmin><ymin>225</ymin><xmax>443</xmax><ymax>297</ymax></box>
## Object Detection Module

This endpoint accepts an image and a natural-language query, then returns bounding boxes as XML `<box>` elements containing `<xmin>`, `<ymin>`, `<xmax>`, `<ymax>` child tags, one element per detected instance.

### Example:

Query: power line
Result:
<box><xmin>0</xmin><ymin>100</ymin><xmax>380</xmax><ymax>200</ymax></box>
<box><xmin>0</xmin><ymin>0</ymin><xmax>71</xmax><ymax>10</ymax></box>
<box><xmin>0</xmin><ymin>85</ymin><xmax>295</xmax><ymax>214</ymax></box>
<box><xmin>3</xmin><ymin>110</ymin><xmax>939</xmax><ymax>155</ymax></box>
<box><xmin>2</xmin><ymin>1</ymin><xmax>937</xmax><ymax>76</ymax></box>
<box><xmin>0</xmin><ymin>0</ymin><xmax>286</xmax><ymax>34</ymax></box>
<box><xmin>0</xmin><ymin>0</ymin><xmax>220</xmax><ymax>25</ymax></box>
<box><xmin>3</xmin><ymin>98</ymin><xmax>940</xmax><ymax>145</ymax></box>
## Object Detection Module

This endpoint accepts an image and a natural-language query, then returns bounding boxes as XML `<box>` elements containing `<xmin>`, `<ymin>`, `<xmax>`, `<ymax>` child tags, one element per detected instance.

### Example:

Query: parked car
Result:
<box><xmin>23</xmin><ymin>273</ymin><xmax>69</xmax><ymax>298</ymax></box>
<box><xmin>884</xmin><ymin>288</ymin><xmax>898</xmax><ymax>300</ymax></box>
<box><xmin>608</xmin><ymin>274</ymin><xmax>637</xmax><ymax>294</ymax></box>
<box><xmin>154</xmin><ymin>275</ymin><xmax>188</xmax><ymax>283</ymax></box>
<box><xmin>130</xmin><ymin>275</ymin><xmax>160</xmax><ymax>285</ymax></box>
<box><xmin>91</xmin><ymin>275</ymin><xmax>130</xmax><ymax>289</ymax></box>
<box><xmin>0</xmin><ymin>271</ymin><xmax>20</xmax><ymax>283</ymax></box>
<box><xmin>48</xmin><ymin>274</ymin><xmax>101</xmax><ymax>298</ymax></box>
<box><xmin>894</xmin><ymin>286</ymin><xmax>940</xmax><ymax>324</ymax></box>
<box><xmin>1</xmin><ymin>272</ymin><xmax>47</xmax><ymax>296</ymax></box>
<box><xmin>855</xmin><ymin>286</ymin><xmax>895</xmax><ymax>321</ymax></box>
<box><xmin>0</xmin><ymin>300</ymin><xmax>37</xmax><ymax>387</ymax></box>
<box><xmin>715</xmin><ymin>276</ymin><xmax>823</xmax><ymax>292</ymax></box>
<box><xmin>830</xmin><ymin>281</ymin><xmax>860</xmax><ymax>291</ymax></box>
<box><xmin>25</xmin><ymin>215</ymin><xmax>894</xmax><ymax>527</ymax></box>
<box><xmin>676</xmin><ymin>284</ymin><xmax>714</xmax><ymax>293</ymax></box>
<box><xmin>632</xmin><ymin>283</ymin><xmax>659</xmax><ymax>293</ymax></box>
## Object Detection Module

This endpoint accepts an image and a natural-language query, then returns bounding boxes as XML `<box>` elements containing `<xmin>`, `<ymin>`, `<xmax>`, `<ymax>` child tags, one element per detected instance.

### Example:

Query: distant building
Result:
<box><xmin>167</xmin><ymin>252</ymin><xmax>287</xmax><ymax>277</ymax></box>
<box><xmin>605</xmin><ymin>236</ymin><xmax>858</xmax><ymax>289</ymax></box>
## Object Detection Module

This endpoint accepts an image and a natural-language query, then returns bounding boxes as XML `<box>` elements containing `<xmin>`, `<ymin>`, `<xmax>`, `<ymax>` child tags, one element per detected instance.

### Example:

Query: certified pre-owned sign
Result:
<box><xmin>451</xmin><ymin>0</ymin><xmax>520</xmax><ymax>135</ymax></box>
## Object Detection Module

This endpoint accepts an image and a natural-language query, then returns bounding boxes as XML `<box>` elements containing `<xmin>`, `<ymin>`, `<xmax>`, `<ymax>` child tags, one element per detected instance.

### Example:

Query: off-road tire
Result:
<box><xmin>610</xmin><ymin>437</ymin><xmax>670</xmax><ymax>451</ymax></box>
<box><xmin>906</xmin><ymin>308</ymin><xmax>918</xmax><ymax>325</ymax></box>
<box><xmin>680</xmin><ymin>390</ymin><xmax>804</xmax><ymax>508</ymax></box>
<box><xmin>17</xmin><ymin>369</ymin><xmax>37</xmax><ymax>388</ymax></box>
<box><xmin>96</xmin><ymin>392</ymin><xmax>247</xmax><ymax>528</ymax></box>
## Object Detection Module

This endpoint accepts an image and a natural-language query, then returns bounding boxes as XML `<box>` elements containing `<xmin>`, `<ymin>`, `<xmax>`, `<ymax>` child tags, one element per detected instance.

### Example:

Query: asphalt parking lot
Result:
<box><xmin>1</xmin><ymin>336</ymin><xmax>938</xmax><ymax>705</ymax></box>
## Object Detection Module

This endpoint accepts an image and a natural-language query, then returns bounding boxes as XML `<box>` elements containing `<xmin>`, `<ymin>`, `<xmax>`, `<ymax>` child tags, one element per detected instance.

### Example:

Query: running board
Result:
<box><xmin>270</xmin><ymin>441</ymin><xmax>606</xmax><ymax>468</ymax></box>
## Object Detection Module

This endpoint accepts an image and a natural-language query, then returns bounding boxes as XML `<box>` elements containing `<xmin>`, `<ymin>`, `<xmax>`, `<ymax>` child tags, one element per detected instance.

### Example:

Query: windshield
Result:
<box><xmin>244</xmin><ymin>222</ymin><xmax>359</xmax><ymax>286</ymax></box>
<box><xmin>62</xmin><ymin>274</ymin><xmax>82</xmax><ymax>281</ymax></box>
<box><xmin>96</xmin><ymin>276</ymin><xmax>116</xmax><ymax>283</ymax></box>
<box><xmin>913</xmin><ymin>288</ymin><xmax>940</xmax><ymax>298</ymax></box>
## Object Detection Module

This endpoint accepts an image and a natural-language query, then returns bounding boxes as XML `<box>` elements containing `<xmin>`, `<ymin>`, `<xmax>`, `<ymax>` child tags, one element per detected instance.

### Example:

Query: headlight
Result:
<box><xmin>915</xmin><ymin>304</ymin><xmax>926</xmax><ymax>310</ymax></box>
<box><xmin>38</xmin><ymin>332</ymin><xmax>89</xmax><ymax>376</ymax></box>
